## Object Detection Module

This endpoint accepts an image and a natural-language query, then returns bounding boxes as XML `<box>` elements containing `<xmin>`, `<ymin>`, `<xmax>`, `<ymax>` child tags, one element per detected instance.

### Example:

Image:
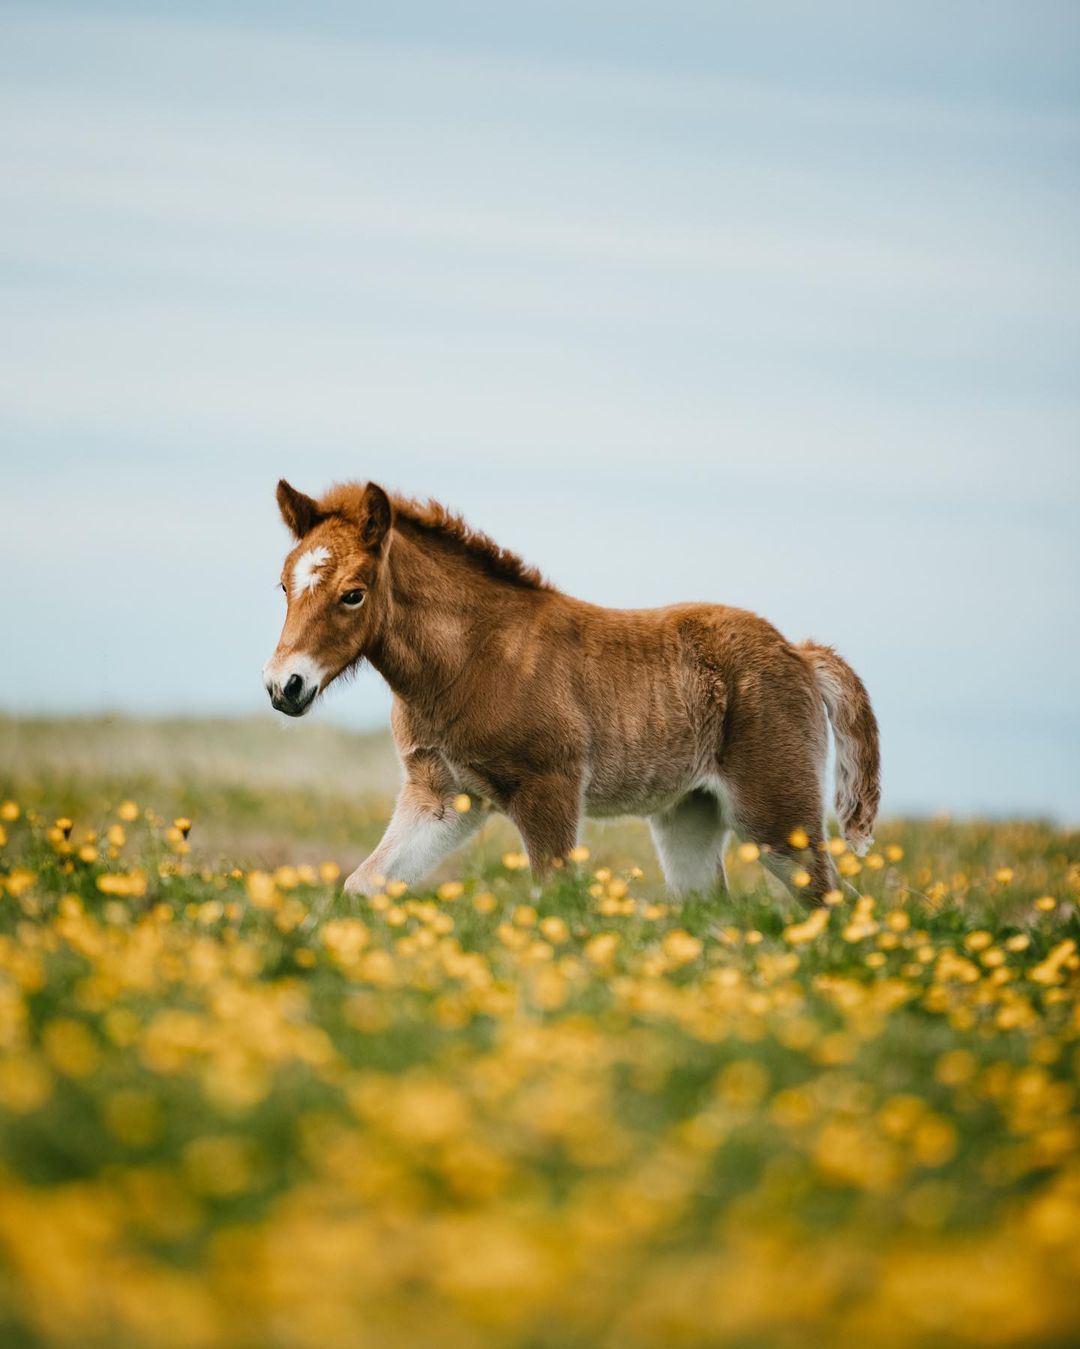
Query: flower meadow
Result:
<box><xmin>1</xmin><ymin>780</ymin><xmax>1079</xmax><ymax>1349</ymax></box>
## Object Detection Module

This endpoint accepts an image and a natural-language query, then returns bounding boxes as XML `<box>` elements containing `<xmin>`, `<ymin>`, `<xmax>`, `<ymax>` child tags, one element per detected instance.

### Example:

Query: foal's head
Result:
<box><xmin>263</xmin><ymin>480</ymin><xmax>392</xmax><ymax>716</ymax></box>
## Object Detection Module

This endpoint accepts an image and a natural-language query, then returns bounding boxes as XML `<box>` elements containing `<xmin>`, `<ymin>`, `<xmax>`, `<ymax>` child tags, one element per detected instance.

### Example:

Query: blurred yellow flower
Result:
<box><xmin>584</xmin><ymin>933</ymin><xmax>619</xmax><ymax>967</ymax></box>
<box><xmin>784</xmin><ymin>908</ymin><xmax>829</xmax><ymax>944</ymax></box>
<box><xmin>244</xmin><ymin>871</ymin><xmax>278</xmax><ymax>909</ymax></box>
<box><xmin>662</xmin><ymin>929</ymin><xmax>703</xmax><ymax>964</ymax></box>
<box><xmin>0</xmin><ymin>1056</ymin><xmax>52</xmax><ymax>1112</ymax></box>
<box><xmin>41</xmin><ymin>1019</ymin><xmax>100</xmax><ymax>1078</ymax></box>
<box><xmin>539</xmin><ymin>915</ymin><xmax>569</xmax><ymax>944</ymax></box>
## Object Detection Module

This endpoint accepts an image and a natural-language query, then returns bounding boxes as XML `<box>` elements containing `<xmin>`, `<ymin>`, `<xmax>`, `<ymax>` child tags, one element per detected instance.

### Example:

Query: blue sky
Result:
<box><xmin>1</xmin><ymin>1</ymin><xmax>1078</xmax><ymax>817</ymax></box>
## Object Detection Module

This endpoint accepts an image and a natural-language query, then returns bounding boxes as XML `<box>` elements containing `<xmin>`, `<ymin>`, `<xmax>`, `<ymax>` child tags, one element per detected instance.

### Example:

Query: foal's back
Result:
<box><xmin>533</xmin><ymin>595</ymin><xmax>821</xmax><ymax>817</ymax></box>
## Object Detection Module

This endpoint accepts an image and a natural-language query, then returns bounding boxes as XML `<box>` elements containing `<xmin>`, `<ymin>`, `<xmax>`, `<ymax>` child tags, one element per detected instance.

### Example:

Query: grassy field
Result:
<box><xmin>1</xmin><ymin>717</ymin><xmax>1078</xmax><ymax>1348</ymax></box>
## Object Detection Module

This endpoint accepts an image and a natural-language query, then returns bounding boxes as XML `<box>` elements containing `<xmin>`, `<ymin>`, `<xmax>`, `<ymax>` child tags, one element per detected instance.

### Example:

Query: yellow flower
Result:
<box><xmin>41</xmin><ymin>1019</ymin><xmax>100</xmax><ymax>1078</ymax></box>
<box><xmin>788</xmin><ymin>828</ymin><xmax>810</xmax><ymax>850</ymax></box>
<box><xmin>173</xmin><ymin>817</ymin><xmax>192</xmax><ymax>837</ymax></box>
<box><xmin>117</xmin><ymin>799</ymin><xmax>139</xmax><ymax>821</ymax></box>
<box><xmin>318</xmin><ymin>860</ymin><xmax>341</xmax><ymax>884</ymax></box>
<box><xmin>0</xmin><ymin>799</ymin><xmax>19</xmax><ymax>822</ymax></box>
<box><xmin>784</xmin><ymin>908</ymin><xmax>829</xmax><ymax>944</ymax></box>
<box><xmin>244</xmin><ymin>870</ymin><xmax>278</xmax><ymax>909</ymax></box>
<box><xmin>662</xmin><ymin>929</ymin><xmax>703</xmax><ymax>965</ymax></box>
<box><xmin>96</xmin><ymin>870</ymin><xmax>147</xmax><ymax>898</ymax></box>
<box><xmin>539</xmin><ymin>915</ymin><xmax>569</xmax><ymax>944</ymax></box>
<box><xmin>885</xmin><ymin>843</ymin><xmax>904</xmax><ymax>862</ymax></box>
<box><xmin>584</xmin><ymin>933</ymin><xmax>619</xmax><ymax>967</ymax></box>
<box><xmin>911</xmin><ymin>1115</ymin><xmax>958</xmax><ymax>1166</ymax></box>
<box><xmin>1034</xmin><ymin>896</ymin><xmax>1056</xmax><ymax>912</ymax></box>
<box><xmin>437</xmin><ymin>880</ymin><xmax>465</xmax><ymax>902</ymax></box>
<box><xmin>1030</xmin><ymin>939</ymin><xmax>1076</xmax><ymax>986</ymax></box>
<box><xmin>502</xmin><ymin>851</ymin><xmax>529</xmax><ymax>871</ymax></box>
<box><xmin>568</xmin><ymin>845</ymin><xmax>590</xmax><ymax>863</ymax></box>
<box><xmin>935</xmin><ymin>1049</ymin><xmax>977</xmax><ymax>1086</ymax></box>
<box><xmin>792</xmin><ymin>868</ymin><xmax>812</xmax><ymax>888</ymax></box>
<box><xmin>0</xmin><ymin>1056</ymin><xmax>53</xmax><ymax>1112</ymax></box>
<box><xmin>737</xmin><ymin>841</ymin><xmax>760</xmax><ymax>862</ymax></box>
<box><xmin>452</xmin><ymin>793</ymin><xmax>472</xmax><ymax>813</ymax></box>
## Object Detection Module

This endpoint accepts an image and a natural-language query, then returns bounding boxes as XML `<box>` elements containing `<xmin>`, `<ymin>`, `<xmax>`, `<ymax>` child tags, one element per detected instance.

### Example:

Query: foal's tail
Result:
<box><xmin>799</xmin><ymin>641</ymin><xmax>881</xmax><ymax>855</ymax></box>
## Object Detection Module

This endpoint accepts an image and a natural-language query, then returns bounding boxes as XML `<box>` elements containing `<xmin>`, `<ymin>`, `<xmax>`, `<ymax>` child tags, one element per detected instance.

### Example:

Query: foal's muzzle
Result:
<box><xmin>264</xmin><ymin>670</ymin><xmax>318</xmax><ymax>717</ymax></box>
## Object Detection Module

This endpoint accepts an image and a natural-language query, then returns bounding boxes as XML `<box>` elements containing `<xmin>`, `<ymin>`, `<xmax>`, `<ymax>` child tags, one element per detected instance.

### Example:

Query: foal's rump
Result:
<box><xmin>675</xmin><ymin>607</ymin><xmax>880</xmax><ymax>861</ymax></box>
<box><xmin>797</xmin><ymin>640</ymin><xmax>881</xmax><ymax>854</ymax></box>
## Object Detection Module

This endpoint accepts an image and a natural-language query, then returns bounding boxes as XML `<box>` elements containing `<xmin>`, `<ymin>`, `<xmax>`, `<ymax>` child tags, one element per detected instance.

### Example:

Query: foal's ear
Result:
<box><xmin>356</xmin><ymin>482</ymin><xmax>393</xmax><ymax>552</ymax></box>
<box><xmin>276</xmin><ymin>480</ymin><xmax>322</xmax><ymax>538</ymax></box>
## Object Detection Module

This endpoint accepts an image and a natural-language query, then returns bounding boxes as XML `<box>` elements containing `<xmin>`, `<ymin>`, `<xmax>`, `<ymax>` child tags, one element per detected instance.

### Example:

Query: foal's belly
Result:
<box><xmin>583</xmin><ymin>782</ymin><xmax>694</xmax><ymax>820</ymax></box>
<box><xmin>582</xmin><ymin>734</ymin><xmax>706</xmax><ymax>820</ymax></box>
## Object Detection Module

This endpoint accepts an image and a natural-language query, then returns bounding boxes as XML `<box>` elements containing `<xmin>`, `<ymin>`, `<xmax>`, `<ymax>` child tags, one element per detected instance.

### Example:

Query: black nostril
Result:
<box><xmin>284</xmin><ymin>674</ymin><xmax>304</xmax><ymax>702</ymax></box>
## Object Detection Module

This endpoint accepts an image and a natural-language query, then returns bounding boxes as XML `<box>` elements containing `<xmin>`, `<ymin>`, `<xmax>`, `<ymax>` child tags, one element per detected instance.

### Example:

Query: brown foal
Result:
<box><xmin>263</xmin><ymin>480</ymin><xmax>880</xmax><ymax>904</ymax></box>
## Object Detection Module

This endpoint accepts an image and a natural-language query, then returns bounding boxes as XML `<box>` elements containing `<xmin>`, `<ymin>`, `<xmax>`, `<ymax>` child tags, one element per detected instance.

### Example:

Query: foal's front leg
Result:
<box><xmin>344</xmin><ymin>753</ymin><xmax>481</xmax><ymax>896</ymax></box>
<box><xmin>505</xmin><ymin>771</ymin><xmax>583</xmax><ymax>880</ymax></box>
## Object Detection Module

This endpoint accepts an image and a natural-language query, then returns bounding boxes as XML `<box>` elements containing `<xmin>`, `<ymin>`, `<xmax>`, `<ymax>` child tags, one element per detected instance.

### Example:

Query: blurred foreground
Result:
<box><xmin>0</xmin><ymin>717</ymin><xmax>1078</xmax><ymax>1348</ymax></box>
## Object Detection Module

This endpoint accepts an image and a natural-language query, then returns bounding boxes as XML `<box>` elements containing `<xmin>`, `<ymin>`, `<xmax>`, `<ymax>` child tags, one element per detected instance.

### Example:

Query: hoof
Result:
<box><xmin>343</xmin><ymin>869</ymin><xmax>377</xmax><ymax>897</ymax></box>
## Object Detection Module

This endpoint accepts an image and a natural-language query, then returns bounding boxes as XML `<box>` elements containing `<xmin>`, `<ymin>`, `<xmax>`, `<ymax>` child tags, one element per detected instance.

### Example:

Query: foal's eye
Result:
<box><xmin>341</xmin><ymin>589</ymin><xmax>366</xmax><ymax>608</ymax></box>
<box><xmin>280</xmin><ymin>583</ymin><xmax>286</xmax><ymax>595</ymax></box>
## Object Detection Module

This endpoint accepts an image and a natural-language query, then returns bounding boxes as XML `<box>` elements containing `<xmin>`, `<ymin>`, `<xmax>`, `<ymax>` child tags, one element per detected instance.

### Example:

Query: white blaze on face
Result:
<box><xmin>291</xmin><ymin>545</ymin><xmax>331</xmax><ymax>600</ymax></box>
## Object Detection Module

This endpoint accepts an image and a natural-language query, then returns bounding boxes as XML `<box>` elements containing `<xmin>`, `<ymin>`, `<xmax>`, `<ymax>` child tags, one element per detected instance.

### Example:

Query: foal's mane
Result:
<box><xmin>320</xmin><ymin>483</ymin><xmax>551</xmax><ymax>591</ymax></box>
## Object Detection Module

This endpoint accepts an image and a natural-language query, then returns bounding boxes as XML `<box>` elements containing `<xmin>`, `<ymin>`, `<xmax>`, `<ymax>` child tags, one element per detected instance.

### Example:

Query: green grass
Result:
<box><xmin>0</xmin><ymin>717</ymin><xmax>1078</xmax><ymax>1348</ymax></box>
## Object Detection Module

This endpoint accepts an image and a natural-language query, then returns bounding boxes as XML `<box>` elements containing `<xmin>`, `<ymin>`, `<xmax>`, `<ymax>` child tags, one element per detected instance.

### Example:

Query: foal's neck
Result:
<box><xmin>365</xmin><ymin>525</ymin><xmax>530</xmax><ymax>704</ymax></box>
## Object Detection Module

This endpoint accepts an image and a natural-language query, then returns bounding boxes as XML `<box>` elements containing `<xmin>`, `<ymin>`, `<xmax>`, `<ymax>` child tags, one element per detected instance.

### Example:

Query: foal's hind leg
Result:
<box><xmin>721</xmin><ymin>713</ymin><xmax>837</xmax><ymax>907</ymax></box>
<box><xmin>727</xmin><ymin>776</ymin><xmax>837</xmax><ymax>908</ymax></box>
<box><xmin>650</xmin><ymin>791</ymin><xmax>729</xmax><ymax>898</ymax></box>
